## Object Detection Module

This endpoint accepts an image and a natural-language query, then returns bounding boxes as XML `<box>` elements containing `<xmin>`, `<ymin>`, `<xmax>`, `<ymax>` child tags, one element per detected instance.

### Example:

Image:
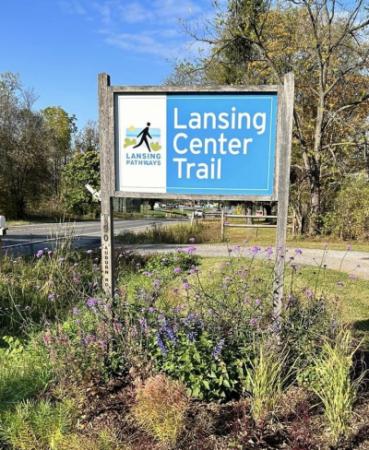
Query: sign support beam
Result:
<box><xmin>99</xmin><ymin>73</ymin><xmax>115</xmax><ymax>297</ymax></box>
<box><xmin>273</xmin><ymin>73</ymin><xmax>295</xmax><ymax>325</ymax></box>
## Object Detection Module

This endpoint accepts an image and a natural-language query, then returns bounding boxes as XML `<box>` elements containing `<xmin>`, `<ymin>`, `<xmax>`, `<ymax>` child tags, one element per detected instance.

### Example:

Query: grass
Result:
<box><xmin>132</xmin><ymin>375</ymin><xmax>189</xmax><ymax>446</ymax></box>
<box><xmin>0</xmin><ymin>399</ymin><xmax>76</xmax><ymax>450</ymax></box>
<box><xmin>195</xmin><ymin>257</ymin><xmax>369</xmax><ymax>338</ymax></box>
<box><xmin>204</xmin><ymin>220</ymin><xmax>369</xmax><ymax>252</ymax></box>
<box><xmin>244</xmin><ymin>341</ymin><xmax>286</xmax><ymax>423</ymax></box>
<box><xmin>117</xmin><ymin>220</ymin><xmax>369</xmax><ymax>252</ymax></box>
<box><xmin>0</xmin><ymin>336</ymin><xmax>52</xmax><ymax>413</ymax></box>
<box><xmin>310</xmin><ymin>330</ymin><xmax>360</xmax><ymax>445</ymax></box>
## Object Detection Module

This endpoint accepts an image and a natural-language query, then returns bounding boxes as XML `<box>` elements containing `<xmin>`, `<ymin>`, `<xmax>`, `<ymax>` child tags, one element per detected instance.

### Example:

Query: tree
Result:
<box><xmin>60</xmin><ymin>148</ymin><xmax>100</xmax><ymax>217</ymax></box>
<box><xmin>42</xmin><ymin>106</ymin><xmax>76</xmax><ymax>195</ymax></box>
<box><xmin>172</xmin><ymin>0</ymin><xmax>369</xmax><ymax>234</ymax></box>
<box><xmin>74</xmin><ymin>120</ymin><xmax>99</xmax><ymax>153</ymax></box>
<box><xmin>0</xmin><ymin>73</ymin><xmax>51</xmax><ymax>219</ymax></box>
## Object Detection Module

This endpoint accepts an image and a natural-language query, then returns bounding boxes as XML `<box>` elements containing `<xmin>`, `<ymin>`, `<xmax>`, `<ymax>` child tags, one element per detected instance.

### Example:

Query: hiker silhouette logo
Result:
<box><xmin>124</xmin><ymin>123</ymin><xmax>161</xmax><ymax>152</ymax></box>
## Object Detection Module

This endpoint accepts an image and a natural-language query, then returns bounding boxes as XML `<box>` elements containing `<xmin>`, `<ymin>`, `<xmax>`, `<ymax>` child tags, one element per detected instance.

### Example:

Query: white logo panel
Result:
<box><xmin>117</xmin><ymin>95</ymin><xmax>166</xmax><ymax>193</ymax></box>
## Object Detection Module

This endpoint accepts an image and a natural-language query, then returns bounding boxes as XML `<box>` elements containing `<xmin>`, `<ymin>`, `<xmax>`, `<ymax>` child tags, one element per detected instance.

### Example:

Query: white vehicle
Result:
<box><xmin>0</xmin><ymin>216</ymin><xmax>7</xmax><ymax>236</ymax></box>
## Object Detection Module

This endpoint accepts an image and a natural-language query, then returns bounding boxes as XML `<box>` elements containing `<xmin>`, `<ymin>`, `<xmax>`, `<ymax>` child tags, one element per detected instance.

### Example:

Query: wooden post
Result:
<box><xmin>220</xmin><ymin>209</ymin><xmax>225</xmax><ymax>241</ymax></box>
<box><xmin>273</xmin><ymin>73</ymin><xmax>295</xmax><ymax>324</ymax></box>
<box><xmin>99</xmin><ymin>73</ymin><xmax>115</xmax><ymax>297</ymax></box>
<box><xmin>190</xmin><ymin>211</ymin><xmax>195</xmax><ymax>226</ymax></box>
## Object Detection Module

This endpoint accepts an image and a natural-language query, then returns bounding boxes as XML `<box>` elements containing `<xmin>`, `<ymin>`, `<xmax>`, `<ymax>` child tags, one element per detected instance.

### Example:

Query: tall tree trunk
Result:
<box><xmin>309</xmin><ymin>87</ymin><xmax>325</xmax><ymax>234</ymax></box>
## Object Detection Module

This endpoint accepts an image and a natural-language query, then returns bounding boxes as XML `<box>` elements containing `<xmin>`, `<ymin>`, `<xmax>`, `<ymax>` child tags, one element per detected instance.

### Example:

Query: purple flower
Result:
<box><xmin>255</xmin><ymin>298</ymin><xmax>261</xmax><ymax>306</ymax></box>
<box><xmin>212</xmin><ymin>338</ymin><xmax>225</xmax><ymax>359</ymax></box>
<box><xmin>304</xmin><ymin>288</ymin><xmax>314</xmax><ymax>299</ymax></box>
<box><xmin>250</xmin><ymin>246</ymin><xmax>261</xmax><ymax>256</ymax></box>
<box><xmin>249</xmin><ymin>318</ymin><xmax>257</xmax><ymax>327</ymax></box>
<box><xmin>156</xmin><ymin>334</ymin><xmax>167</xmax><ymax>355</ymax></box>
<box><xmin>153</xmin><ymin>279</ymin><xmax>161</xmax><ymax>289</ymax></box>
<box><xmin>36</xmin><ymin>250</ymin><xmax>44</xmax><ymax>258</ymax></box>
<box><xmin>86</xmin><ymin>297</ymin><xmax>98</xmax><ymax>308</ymax></box>
<box><xmin>139</xmin><ymin>317</ymin><xmax>148</xmax><ymax>333</ymax></box>
<box><xmin>173</xmin><ymin>267</ymin><xmax>182</xmax><ymax>274</ymax></box>
<box><xmin>295</xmin><ymin>248</ymin><xmax>303</xmax><ymax>256</ymax></box>
<box><xmin>82</xmin><ymin>334</ymin><xmax>96</xmax><ymax>346</ymax></box>
<box><xmin>265</xmin><ymin>247</ymin><xmax>273</xmax><ymax>258</ymax></box>
<box><xmin>183</xmin><ymin>281</ymin><xmax>190</xmax><ymax>290</ymax></box>
<box><xmin>163</xmin><ymin>324</ymin><xmax>176</xmax><ymax>342</ymax></box>
<box><xmin>187</xmin><ymin>331</ymin><xmax>196</xmax><ymax>341</ymax></box>
<box><xmin>186</xmin><ymin>246</ymin><xmax>196</xmax><ymax>255</ymax></box>
<box><xmin>189</xmin><ymin>265</ymin><xmax>198</xmax><ymax>275</ymax></box>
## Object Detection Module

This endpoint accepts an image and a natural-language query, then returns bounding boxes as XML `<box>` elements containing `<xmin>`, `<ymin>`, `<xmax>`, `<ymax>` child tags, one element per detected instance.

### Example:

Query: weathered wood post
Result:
<box><xmin>99</xmin><ymin>73</ymin><xmax>115</xmax><ymax>297</ymax></box>
<box><xmin>220</xmin><ymin>209</ymin><xmax>225</xmax><ymax>241</ymax></box>
<box><xmin>273</xmin><ymin>72</ymin><xmax>295</xmax><ymax>324</ymax></box>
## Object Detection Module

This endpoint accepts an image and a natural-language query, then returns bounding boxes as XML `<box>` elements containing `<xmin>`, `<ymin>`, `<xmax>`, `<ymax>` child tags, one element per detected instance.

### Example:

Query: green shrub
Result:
<box><xmin>0</xmin><ymin>247</ymin><xmax>100</xmax><ymax>334</ymax></box>
<box><xmin>282</xmin><ymin>295</ymin><xmax>337</xmax><ymax>384</ymax></box>
<box><xmin>324</xmin><ymin>174</ymin><xmax>369</xmax><ymax>240</ymax></box>
<box><xmin>0</xmin><ymin>399</ymin><xmax>76</xmax><ymax>450</ymax></box>
<box><xmin>0</xmin><ymin>336</ymin><xmax>51</xmax><ymax>412</ymax></box>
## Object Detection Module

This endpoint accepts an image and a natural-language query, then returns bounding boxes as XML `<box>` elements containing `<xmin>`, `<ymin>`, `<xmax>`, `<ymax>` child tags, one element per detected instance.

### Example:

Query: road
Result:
<box><xmin>0</xmin><ymin>218</ymin><xmax>183</xmax><ymax>257</ymax></box>
<box><xmin>2</xmin><ymin>222</ymin><xmax>369</xmax><ymax>279</ymax></box>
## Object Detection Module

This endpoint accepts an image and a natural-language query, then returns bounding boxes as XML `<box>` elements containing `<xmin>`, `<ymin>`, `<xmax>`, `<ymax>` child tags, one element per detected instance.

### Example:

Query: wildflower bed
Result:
<box><xmin>0</xmin><ymin>244</ymin><xmax>369</xmax><ymax>449</ymax></box>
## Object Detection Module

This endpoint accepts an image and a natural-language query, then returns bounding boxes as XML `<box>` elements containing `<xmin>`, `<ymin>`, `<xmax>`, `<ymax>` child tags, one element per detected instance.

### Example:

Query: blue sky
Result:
<box><xmin>0</xmin><ymin>0</ymin><xmax>213</xmax><ymax>128</ymax></box>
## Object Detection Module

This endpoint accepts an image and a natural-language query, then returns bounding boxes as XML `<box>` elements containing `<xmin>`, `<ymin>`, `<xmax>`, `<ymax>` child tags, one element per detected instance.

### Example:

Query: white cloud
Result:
<box><xmin>59</xmin><ymin>0</ymin><xmax>213</xmax><ymax>60</ymax></box>
<box><xmin>58</xmin><ymin>0</ymin><xmax>89</xmax><ymax>17</ymax></box>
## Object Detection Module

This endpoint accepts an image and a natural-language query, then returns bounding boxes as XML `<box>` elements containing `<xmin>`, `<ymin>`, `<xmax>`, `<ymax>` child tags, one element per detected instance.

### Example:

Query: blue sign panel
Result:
<box><xmin>167</xmin><ymin>95</ymin><xmax>278</xmax><ymax>196</ymax></box>
<box><xmin>117</xmin><ymin>93</ymin><xmax>278</xmax><ymax>197</ymax></box>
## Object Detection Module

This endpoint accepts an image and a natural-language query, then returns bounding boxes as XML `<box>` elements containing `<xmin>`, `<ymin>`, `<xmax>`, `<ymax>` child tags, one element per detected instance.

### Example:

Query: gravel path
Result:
<box><xmin>119</xmin><ymin>243</ymin><xmax>369</xmax><ymax>280</ymax></box>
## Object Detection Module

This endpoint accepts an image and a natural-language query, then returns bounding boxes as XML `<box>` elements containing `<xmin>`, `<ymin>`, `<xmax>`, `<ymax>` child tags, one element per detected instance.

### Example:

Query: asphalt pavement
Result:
<box><xmin>0</xmin><ymin>218</ymin><xmax>183</xmax><ymax>257</ymax></box>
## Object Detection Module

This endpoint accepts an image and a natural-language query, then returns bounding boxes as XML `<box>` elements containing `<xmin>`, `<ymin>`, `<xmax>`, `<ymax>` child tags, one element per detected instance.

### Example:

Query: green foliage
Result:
<box><xmin>0</xmin><ymin>73</ymin><xmax>52</xmax><ymax>219</ymax></box>
<box><xmin>324</xmin><ymin>174</ymin><xmax>369</xmax><ymax>240</ymax></box>
<box><xmin>309</xmin><ymin>330</ymin><xmax>361</xmax><ymax>445</ymax></box>
<box><xmin>244</xmin><ymin>341</ymin><xmax>286</xmax><ymax>423</ymax></box>
<box><xmin>152</xmin><ymin>330</ymin><xmax>249</xmax><ymax>401</ymax></box>
<box><xmin>282</xmin><ymin>295</ymin><xmax>336</xmax><ymax>384</ymax></box>
<box><xmin>0</xmin><ymin>246</ymin><xmax>100</xmax><ymax>334</ymax></box>
<box><xmin>60</xmin><ymin>149</ymin><xmax>100</xmax><ymax>216</ymax></box>
<box><xmin>0</xmin><ymin>399</ymin><xmax>76</xmax><ymax>450</ymax></box>
<box><xmin>0</xmin><ymin>336</ymin><xmax>52</xmax><ymax>413</ymax></box>
<box><xmin>118</xmin><ymin>222</ymin><xmax>211</xmax><ymax>245</ymax></box>
<box><xmin>45</xmin><ymin>308</ymin><xmax>109</xmax><ymax>383</ymax></box>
